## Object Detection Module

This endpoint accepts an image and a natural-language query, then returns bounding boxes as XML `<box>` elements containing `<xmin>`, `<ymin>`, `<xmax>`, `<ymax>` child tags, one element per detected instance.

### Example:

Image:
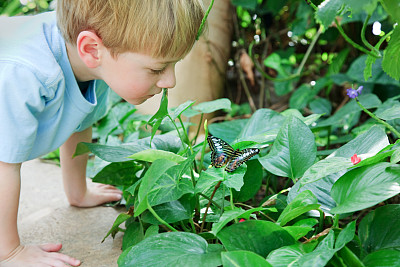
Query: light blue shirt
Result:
<box><xmin>0</xmin><ymin>12</ymin><xmax>109</xmax><ymax>163</ymax></box>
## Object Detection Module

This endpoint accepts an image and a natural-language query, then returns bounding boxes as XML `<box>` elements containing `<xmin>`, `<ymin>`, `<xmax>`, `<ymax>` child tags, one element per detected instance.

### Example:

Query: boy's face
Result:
<box><xmin>99</xmin><ymin>50</ymin><xmax>180</xmax><ymax>105</ymax></box>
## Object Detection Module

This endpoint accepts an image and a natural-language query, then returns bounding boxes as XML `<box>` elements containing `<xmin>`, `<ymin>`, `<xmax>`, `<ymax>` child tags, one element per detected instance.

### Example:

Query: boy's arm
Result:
<box><xmin>60</xmin><ymin>127</ymin><xmax>122</xmax><ymax>207</ymax></box>
<box><xmin>0</xmin><ymin>161</ymin><xmax>21</xmax><ymax>260</ymax></box>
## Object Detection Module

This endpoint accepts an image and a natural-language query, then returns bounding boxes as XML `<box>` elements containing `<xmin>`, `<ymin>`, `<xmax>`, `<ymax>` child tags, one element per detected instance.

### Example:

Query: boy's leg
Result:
<box><xmin>60</xmin><ymin>127</ymin><xmax>122</xmax><ymax>207</ymax></box>
<box><xmin>0</xmin><ymin>161</ymin><xmax>80</xmax><ymax>266</ymax></box>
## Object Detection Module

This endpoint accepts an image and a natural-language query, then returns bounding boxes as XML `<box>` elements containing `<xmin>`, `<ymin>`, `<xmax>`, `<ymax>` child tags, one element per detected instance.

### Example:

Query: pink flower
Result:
<box><xmin>239</xmin><ymin>219</ymin><xmax>246</xmax><ymax>222</ymax></box>
<box><xmin>351</xmin><ymin>154</ymin><xmax>361</xmax><ymax>165</ymax></box>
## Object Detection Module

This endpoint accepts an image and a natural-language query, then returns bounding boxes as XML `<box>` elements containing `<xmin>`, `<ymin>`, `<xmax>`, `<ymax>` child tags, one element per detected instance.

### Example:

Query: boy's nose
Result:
<box><xmin>157</xmin><ymin>68</ymin><xmax>176</xmax><ymax>89</ymax></box>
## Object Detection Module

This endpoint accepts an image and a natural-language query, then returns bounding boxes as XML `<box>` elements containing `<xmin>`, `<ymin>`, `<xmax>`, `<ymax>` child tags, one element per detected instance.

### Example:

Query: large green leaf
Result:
<box><xmin>75</xmin><ymin>134</ymin><xmax>182</xmax><ymax>162</ymax></box>
<box><xmin>222</xmin><ymin>251</ymin><xmax>272</xmax><ymax>267</ymax></box>
<box><xmin>118</xmin><ymin>232</ymin><xmax>223</xmax><ymax>267</ymax></box>
<box><xmin>259</xmin><ymin>116</ymin><xmax>316</xmax><ymax>180</ymax></box>
<box><xmin>277</xmin><ymin>190</ymin><xmax>320</xmax><ymax>226</ymax></box>
<box><xmin>92</xmin><ymin>161</ymin><xmax>141</xmax><ymax>186</ymax></box>
<box><xmin>315</xmin><ymin>0</ymin><xmax>343</xmax><ymax>30</ymax></box>
<box><xmin>381</xmin><ymin>0</ymin><xmax>400</xmax><ymax>23</ymax></box>
<box><xmin>330</xmin><ymin>163</ymin><xmax>400</xmax><ymax>214</ymax></box>
<box><xmin>316</xmin><ymin>94</ymin><xmax>382</xmax><ymax>128</ymax></box>
<box><xmin>135</xmin><ymin>157</ymin><xmax>195</xmax><ymax>216</ymax></box>
<box><xmin>232</xmin><ymin>160</ymin><xmax>263</xmax><ymax>202</ymax></box>
<box><xmin>266</xmin><ymin>242</ymin><xmax>318</xmax><ymax>267</ymax></box>
<box><xmin>192</xmin><ymin>98</ymin><xmax>232</xmax><ymax>113</ymax></box>
<box><xmin>237</xmin><ymin>108</ymin><xmax>285</xmax><ymax>141</ymax></box>
<box><xmin>382</xmin><ymin>27</ymin><xmax>400</xmax><ymax>80</ymax></box>
<box><xmin>289</xmin><ymin>126</ymin><xmax>389</xmax><ymax>213</ymax></box>
<box><xmin>375</xmin><ymin>98</ymin><xmax>400</xmax><ymax>120</ymax></box>
<box><xmin>359</xmin><ymin>204</ymin><xmax>400</xmax><ymax>253</ymax></box>
<box><xmin>141</xmin><ymin>199</ymin><xmax>193</xmax><ymax>225</ymax></box>
<box><xmin>362</xmin><ymin>249</ymin><xmax>400</xmax><ymax>267</ymax></box>
<box><xmin>299</xmin><ymin>157</ymin><xmax>353</xmax><ymax>187</ymax></box>
<box><xmin>128</xmin><ymin>149</ymin><xmax>186</xmax><ymax>163</ymax></box>
<box><xmin>217</xmin><ymin>220</ymin><xmax>295</xmax><ymax>257</ymax></box>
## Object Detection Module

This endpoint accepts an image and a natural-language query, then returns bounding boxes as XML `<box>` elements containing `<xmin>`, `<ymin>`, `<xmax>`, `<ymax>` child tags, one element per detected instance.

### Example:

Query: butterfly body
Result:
<box><xmin>207</xmin><ymin>135</ymin><xmax>260</xmax><ymax>172</ymax></box>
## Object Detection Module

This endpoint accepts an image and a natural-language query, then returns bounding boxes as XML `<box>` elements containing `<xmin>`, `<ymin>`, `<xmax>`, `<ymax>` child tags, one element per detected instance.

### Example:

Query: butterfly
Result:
<box><xmin>207</xmin><ymin>134</ymin><xmax>260</xmax><ymax>172</ymax></box>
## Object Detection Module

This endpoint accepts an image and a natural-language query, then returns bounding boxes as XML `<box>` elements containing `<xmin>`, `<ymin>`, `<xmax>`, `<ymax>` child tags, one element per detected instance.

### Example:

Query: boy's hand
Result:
<box><xmin>0</xmin><ymin>243</ymin><xmax>80</xmax><ymax>267</ymax></box>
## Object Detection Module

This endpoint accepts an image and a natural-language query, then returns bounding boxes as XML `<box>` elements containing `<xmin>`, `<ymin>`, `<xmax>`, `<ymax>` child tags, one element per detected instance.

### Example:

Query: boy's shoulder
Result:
<box><xmin>0</xmin><ymin>12</ymin><xmax>66</xmax><ymax>86</ymax></box>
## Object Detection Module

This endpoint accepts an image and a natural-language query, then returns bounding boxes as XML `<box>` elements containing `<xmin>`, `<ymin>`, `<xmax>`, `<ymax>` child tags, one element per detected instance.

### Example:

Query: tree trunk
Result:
<box><xmin>136</xmin><ymin>0</ymin><xmax>233</xmax><ymax>134</ymax></box>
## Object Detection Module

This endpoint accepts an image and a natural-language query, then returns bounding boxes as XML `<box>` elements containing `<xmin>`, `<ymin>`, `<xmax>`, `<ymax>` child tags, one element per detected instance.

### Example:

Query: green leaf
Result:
<box><xmin>296</xmin><ymin>231</ymin><xmax>336</xmax><ymax>266</ymax></box>
<box><xmin>170</xmin><ymin>100</ymin><xmax>195</xmax><ymax>120</ymax></box>
<box><xmin>346</xmin><ymin>0</ymin><xmax>378</xmax><ymax>15</ymax></box>
<box><xmin>289</xmin><ymin>84</ymin><xmax>316</xmax><ymax>110</ymax></box>
<box><xmin>289</xmin><ymin>126</ymin><xmax>390</xmax><ymax>213</ymax></box>
<box><xmin>128</xmin><ymin>149</ymin><xmax>186</xmax><ymax>163</ymax></box>
<box><xmin>299</xmin><ymin>157</ymin><xmax>353</xmax><ymax>187</ymax></box>
<box><xmin>92</xmin><ymin>161</ymin><xmax>141</xmax><ymax>186</ymax></box>
<box><xmin>316</xmin><ymin>94</ymin><xmax>382</xmax><ymax>128</ymax></box>
<box><xmin>122</xmin><ymin>222</ymin><xmax>144</xmax><ymax>250</ymax></box>
<box><xmin>216</xmin><ymin>220</ymin><xmax>295</xmax><ymax>257</ymax></box>
<box><xmin>259</xmin><ymin>116</ymin><xmax>316</xmax><ymax>180</ymax></box>
<box><xmin>193</xmin><ymin>98</ymin><xmax>231</xmax><ymax>113</ymax></box>
<box><xmin>315</xmin><ymin>0</ymin><xmax>343</xmax><ymax>30</ymax></box>
<box><xmin>335</xmin><ymin>221</ymin><xmax>356</xmax><ymax>250</ymax></box>
<box><xmin>381</xmin><ymin>0</ymin><xmax>400</xmax><ymax>23</ymax></box>
<box><xmin>222</xmin><ymin>251</ymin><xmax>272</xmax><ymax>267</ymax></box>
<box><xmin>382</xmin><ymin>27</ymin><xmax>400</xmax><ymax>80</ymax></box>
<box><xmin>211</xmin><ymin>207</ymin><xmax>265</xmax><ymax>235</ymax></box>
<box><xmin>135</xmin><ymin>156</ymin><xmax>195</xmax><ymax>216</ymax></box>
<box><xmin>141</xmin><ymin>199</ymin><xmax>193</xmax><ymax>225</ymax></box>
<box><xmin>102</xmin><ymin>213</ymin><xmax>131</xmax><ymax>242</ymax></box>
<box><xmin>118</xmin><ymin>232</ymin><xmax>223</xmax><ymax>267</ymax></box>
<box><xmin>74</xmin><ymin>135</ymin><xmax>182</xmax><ymax>162</ymax></box>
<box><xmin>147</xmin><ymin>89</ymin><xmax>169</xmax><ymax>142</ymax></box>
<box><xmin>277</xmin><ymin>190</ymin><xmax>320</xmax><ymax>226</ymax></box>
<box><xmin>330</xmin><ymin>163</ymin><xmax>400</xmax><ymax>214</ymax></box>
<box><xmin>266</xmin><ymin>242</ymin><xmax>319</xmax><ymax>267</ymax></box>
<box><xmin>359</xmin><ymin>204</ymin><xmax>400</xmax><ymax>253</ymax></box>
<box><xmin>309</xmin><ymin>98</ymin><xmax>332</xmax><ymax>116</ymax></box>
<box><xmin>375</xmin><ymin>98</ymin><xmax>400</xmax><ymax>120</ymax></box>
<box><xmin>284</xmin><ymin>226</ymin><xmax>314</xmax><ymax>241</ymax></box>
<box><xmin>237</xmin><ymin>108</ymin><xmax>285</xmax><ymax>142</ymax></box>
<box><xmin>232</xmin><ymin>160</ymin><xmax>263</xmax><ymax>202</ymax></box>
<box><xmin>362</xmin><ymin>249</ymin><xmax>400</xmax><ymax>267</ymax></box>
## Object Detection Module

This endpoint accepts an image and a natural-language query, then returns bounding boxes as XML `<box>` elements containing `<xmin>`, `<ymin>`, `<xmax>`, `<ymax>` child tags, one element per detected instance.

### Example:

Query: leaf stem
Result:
<box><xmin>361</xmin><ymin>14</ymin><xmax>380</xmax><ymax>56</ymax></box>
<box><xmin>335</xmin><ymin>18</ymin><xmax>380</xmax><ymax>58</ymax></box>
<box><xmin>296</xmin><ymin>26</ymin><xmax>322</xmax><ymax>75</ymax></box>
<box><xmin>355</xmin><ymin>97</ymin><xmax>400</xmax><ymax>138</ymax></box>
<box><xmin>147</xmin><ymin>202</ymin><xmax>178</xmax><ymax>232</ymax></box>
<box><xmin>200</xmin><ymin>180</ymin><xmax>222</xmax><ymax>232</ymax></box>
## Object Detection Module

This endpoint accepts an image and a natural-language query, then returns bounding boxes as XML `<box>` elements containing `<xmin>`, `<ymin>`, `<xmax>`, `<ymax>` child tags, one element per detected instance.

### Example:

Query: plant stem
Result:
<box><xmin>200</xmin><ymin>180</ymin><xmax>222</xmax><ymax>232</ymax></box>
<box><xmin>296</xmin><ymin>26</ymin><xmax>322</xmax><ymax>75</ymax></box>
<box><xmin>317</xmin><ymin>208</ymin><xmax>324</xmax><ymax>233</ymax></box>
<box><xmin>355</xmin><ymin>98</ymin><xmax>400</xmax><ymax>138</ymax></box>
<box><xmin>147</xmin><ymin>202</ymin><xmax>178</xmax><ymax>232</ymax></box>
<box><xmin>198</xmin><ymin>120</ymin><xmax>209</xmax><ymax>175</ymax></box>
<box><xmin>335</xmin><ymin>18</ymin><xmax>380</xmax><ymax>58</ymax></box>
<box><xmin>333</xmin><ymin>214</ymin><xmax>340</xmax><ymax>228</ymax></box>
<box><xmin>361</xmin><ymin>14</ymin><xmax>380</xmax><ymax>56</ymax></box>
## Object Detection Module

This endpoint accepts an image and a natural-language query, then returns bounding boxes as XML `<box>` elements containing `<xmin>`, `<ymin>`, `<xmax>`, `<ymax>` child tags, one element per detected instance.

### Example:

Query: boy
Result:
<box><xmin>0</xmin><ymin>0</ymin><xmax>205</xmax><ymax>266</ymax></box>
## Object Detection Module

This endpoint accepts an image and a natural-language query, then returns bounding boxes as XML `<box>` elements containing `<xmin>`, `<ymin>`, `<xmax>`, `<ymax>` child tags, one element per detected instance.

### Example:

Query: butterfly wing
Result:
<box><xmin>207</xmin><ymin>135</ymin><xmax>235</xmax><ymax>168</ymax></box>
<box><xmin>225</xmin><ymin>148</ymin><xmax>260</xmax><ymax>172</ymax></box>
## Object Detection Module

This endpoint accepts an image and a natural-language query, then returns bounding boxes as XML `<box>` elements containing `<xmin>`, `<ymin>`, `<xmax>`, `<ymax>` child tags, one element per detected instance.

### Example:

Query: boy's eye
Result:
<box><xmin>150</xmin><ymin>68</ymin><xmax>166</xmax><ymax>75</ymax></box>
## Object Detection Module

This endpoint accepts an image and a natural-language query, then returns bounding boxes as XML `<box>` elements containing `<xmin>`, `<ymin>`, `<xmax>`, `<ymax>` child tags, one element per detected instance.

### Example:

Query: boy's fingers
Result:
<box><xmin>39</xmin><ymin>243</ymin><xmax>63</xmax><ymax>252</ymax></box>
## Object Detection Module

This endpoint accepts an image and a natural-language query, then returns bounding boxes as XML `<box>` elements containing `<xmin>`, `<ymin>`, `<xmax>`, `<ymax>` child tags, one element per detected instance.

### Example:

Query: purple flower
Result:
<box><xmin>346</xmin><ymin>86</ymin><xmax>363</xmax><ymax>99</ymax></box>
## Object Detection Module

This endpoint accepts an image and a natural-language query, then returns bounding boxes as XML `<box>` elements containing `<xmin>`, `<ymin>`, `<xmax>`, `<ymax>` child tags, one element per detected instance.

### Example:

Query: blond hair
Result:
<box><xmin>57</xmin><ymin>0</ymin><xmax>205</xmax><ymax>58</ymax></box>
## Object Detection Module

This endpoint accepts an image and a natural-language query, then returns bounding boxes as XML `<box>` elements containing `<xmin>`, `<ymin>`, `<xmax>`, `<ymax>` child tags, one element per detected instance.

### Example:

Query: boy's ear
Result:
<box><xmin>76</xmin><ymin>31</ymin><xmax>104</xmax><ymax>68</ymax></box>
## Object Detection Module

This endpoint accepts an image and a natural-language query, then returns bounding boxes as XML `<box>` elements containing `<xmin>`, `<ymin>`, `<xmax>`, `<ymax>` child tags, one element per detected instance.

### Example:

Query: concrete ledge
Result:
<box><xmin>19</xmin><ymin>159</ymin><xmax>123</xmax><ymax>267</ymax></box>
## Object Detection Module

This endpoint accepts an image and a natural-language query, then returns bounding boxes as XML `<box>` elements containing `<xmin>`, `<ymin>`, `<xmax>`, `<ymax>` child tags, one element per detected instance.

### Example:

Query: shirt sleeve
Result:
<box><xmin>76</xmin><ymin>80</ymin><xmax>110</xmax><ymax>132</ymax></box>
<box><xmin>0</xmin><ymin>62</ymin><xmax>46</xmax><ymax>163</ymax></box>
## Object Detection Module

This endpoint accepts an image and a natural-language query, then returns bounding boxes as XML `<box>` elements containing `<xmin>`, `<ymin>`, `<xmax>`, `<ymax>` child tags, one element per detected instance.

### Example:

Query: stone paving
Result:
<box><xmin>19</xmin><ymin>159</ymin><xmax>123</xmax><ymax>267</ymax></box>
